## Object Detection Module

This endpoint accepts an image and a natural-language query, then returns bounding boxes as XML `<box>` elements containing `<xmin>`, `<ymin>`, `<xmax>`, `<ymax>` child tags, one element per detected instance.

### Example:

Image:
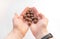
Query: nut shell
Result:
<box><xmin>26</xmin><ymin>13</ymin><xmax>31</xmax><ymax>18</ymax></box>
<box><xmin>32</xmin><ymin>17</ymin><xmax>38</xmax><ymax>24</ymax></box>
<box><xmin>23</xmin><ymin>8</ymin><xmax>39</xmax><ymax>25</ymax></box>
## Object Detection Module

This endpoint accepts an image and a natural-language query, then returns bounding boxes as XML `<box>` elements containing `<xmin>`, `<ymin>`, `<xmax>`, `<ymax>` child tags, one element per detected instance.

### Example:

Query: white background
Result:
<box><xmin>0</xmin><ymin>0</ymin><xmax>60</xmax><ymax>39</ymax></box>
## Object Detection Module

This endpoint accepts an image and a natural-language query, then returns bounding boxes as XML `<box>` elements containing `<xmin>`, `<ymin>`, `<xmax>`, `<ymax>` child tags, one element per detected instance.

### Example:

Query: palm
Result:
<box><xmin>13</xmin><ymin>14</ymin><xmax>29</xmax><ymax>36</ymax></box>
<box><xmin>30</xmin><ymin>14</ymin><xmax>48</xmax><ymax>37</ymax></box>
<box><xmin>13</xmin><ymin>7</ymin><xmax>30</xmax><ymax>36</ymax></box>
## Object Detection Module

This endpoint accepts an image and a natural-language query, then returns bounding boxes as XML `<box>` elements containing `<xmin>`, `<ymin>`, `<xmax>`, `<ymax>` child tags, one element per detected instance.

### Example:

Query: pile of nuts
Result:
<box><xmin>23</xmin><ymin>8</ymin><xmax>38</xmax><ymax>26</ymax></box>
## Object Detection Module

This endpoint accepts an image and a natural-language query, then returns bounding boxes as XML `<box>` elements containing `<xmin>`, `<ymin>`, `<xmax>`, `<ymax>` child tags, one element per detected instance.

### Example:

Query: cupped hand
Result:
<box><xmin>30</xmin><ymin>7</ymin><xmax>48</xmax><ymax>39</ymax></box>
<box><xmin>13</xmin><ymin>7</ymin><xmax>29</xmax><ymax>37</ymax></box>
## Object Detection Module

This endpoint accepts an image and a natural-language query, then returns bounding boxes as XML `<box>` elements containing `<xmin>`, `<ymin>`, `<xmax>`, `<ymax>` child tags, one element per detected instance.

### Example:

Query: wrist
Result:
<box><xmin>13</xmin><ymin>28</ymin><xmax>23</xmax><ymax>39</ymax></box>
<box><xmin>35</xmin><ymin>29</ymin><xmax>49</xmax><ymax>39</ymax></box>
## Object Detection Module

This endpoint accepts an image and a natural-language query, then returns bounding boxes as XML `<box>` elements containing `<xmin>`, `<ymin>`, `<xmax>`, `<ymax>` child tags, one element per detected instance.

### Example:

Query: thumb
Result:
<box><xmin>14</xmin><ymin>13</ymin><xmax>19</xmax><ymax>18</ymax></box>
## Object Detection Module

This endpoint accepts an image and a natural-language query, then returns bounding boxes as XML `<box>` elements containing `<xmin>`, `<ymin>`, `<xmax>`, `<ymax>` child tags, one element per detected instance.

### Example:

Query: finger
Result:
<box><xmin>31</xmin><ymin>7</ymin><xmax>39</xmax><ymax>17</ymax></box>
<box><xmin>32</xmin><ymin>7</ymin><xmax>39</xmax><ymax>14</ymax></box>
<box><xmin>38</xmin><ymin>13</ymin><xmax>45</xmax><ymax>19</ymax></box>
<box><xmin>12</xmin><ymin>13</ymin><xmax>19</xmax><ymax>22</ymax></box>
<box><xmin>32</xmin><ymin>7</ymin><xmax>39</xmax><ymax>13</ymax></box>
<box><xmin>14</xmin><ymin>13</ymin><xmax>19</xmax><ymax>18</ymax></box>
<box><xmin>20</xmin><ymin>15</ymin><xmax>23</xmax><ymax>20</ymax></box>
<box><xmin>38</xmin><ymin>13</ymin><xmax>48</xmax><ymax>25</ymax></box>
<box><xmin>20</xmin><ymin>15</ymin><xmax>26</xmax><ymax>23</ymax></box>
<box><xmin>20</xmin><ymin>7</ymin><xmax>30</xmax><ymax>16</ymax></box>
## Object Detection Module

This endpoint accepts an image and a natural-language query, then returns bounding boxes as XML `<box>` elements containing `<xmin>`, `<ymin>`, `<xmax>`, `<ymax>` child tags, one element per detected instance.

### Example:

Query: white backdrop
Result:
<box><xmin>0</xmin><ymin>0</ymin><xmax>60</xmax><ymax>39</ymax></box>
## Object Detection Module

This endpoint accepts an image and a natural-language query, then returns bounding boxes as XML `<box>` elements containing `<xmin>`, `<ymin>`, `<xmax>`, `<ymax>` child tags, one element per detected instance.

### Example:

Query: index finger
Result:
<box><xmin>31</xmin><ymin>7</ymin><xmax>39</xmax><ymax>17</ymax></box>
<box><xmin>20</xmin><ymin>7</ymin><xmax>30</xmax><ymax>16</ymax></box>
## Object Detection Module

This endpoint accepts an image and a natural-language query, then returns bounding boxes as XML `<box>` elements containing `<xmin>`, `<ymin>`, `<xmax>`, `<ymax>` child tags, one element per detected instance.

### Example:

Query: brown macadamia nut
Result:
<box><xmin>32</xmin><ymin>17</ymin><xmax>38</xmax><ymax>24</ymax></box>
<box><xmin>23</xmin><ymin>8</ymin><xmax>39</xmax><ymax>26</ymax></box>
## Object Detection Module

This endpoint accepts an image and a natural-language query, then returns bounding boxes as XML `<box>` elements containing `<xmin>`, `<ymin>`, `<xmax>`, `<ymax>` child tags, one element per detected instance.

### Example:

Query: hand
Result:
<box><xmin>6</xmin><ymin>7</ymin><xmax>30</xmax><ymax>39</ymax></box>
<box><xmin>13</xmin><ymin>7</ymin><xmax>29</xmax><ymax>37</ymax></box>
<box><xmin>30</xmin><ymin>7</ymin><xmax>48</xmax><ymax>39</ymax></box>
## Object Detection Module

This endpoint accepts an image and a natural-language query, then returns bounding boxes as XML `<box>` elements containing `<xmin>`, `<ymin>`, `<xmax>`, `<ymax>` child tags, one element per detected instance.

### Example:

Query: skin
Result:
<box><xmin>30</xmin><ymin>7</ymin><xmax>49</xmax><ymax>39</ymax></box>
<box><xmin>30</xmin><ymin>7</ymin><xmax>54</xmax><ymax>39</ymax></box>
<box><xmin>6</xmin><ymin>7</ymin><xmax>54</xmax><ymax>39</ymax></box>
<box><xmin>6</xmin><ymin>7</ymin><xmax>29</xmax><ymax>39</ymax></box>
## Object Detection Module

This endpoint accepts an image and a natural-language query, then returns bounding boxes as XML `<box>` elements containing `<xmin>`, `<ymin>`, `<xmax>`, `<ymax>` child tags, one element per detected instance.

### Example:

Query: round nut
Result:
<box><xmin>32</xmin><ymin>17</ymin><xmax>38</xmax><ymax>24</ymax></box>
<box><xmin>30</xmin><ymin>13</ymin><xmax>34</xmax><ymax>17</ymax></box>
<box><xmin>26</xmin><ymin>13</ymin><xmax>31</xmax><ymax>18</ymax></box>
<box><xmin>25</xmin><ymin>17</ymin><xmax>32</xmax><ymax>22</ymax></box>
<box><xmin>30</xmin><ymin>16</ymin><xmax>34</xmax><ymax>20</ymax></box>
